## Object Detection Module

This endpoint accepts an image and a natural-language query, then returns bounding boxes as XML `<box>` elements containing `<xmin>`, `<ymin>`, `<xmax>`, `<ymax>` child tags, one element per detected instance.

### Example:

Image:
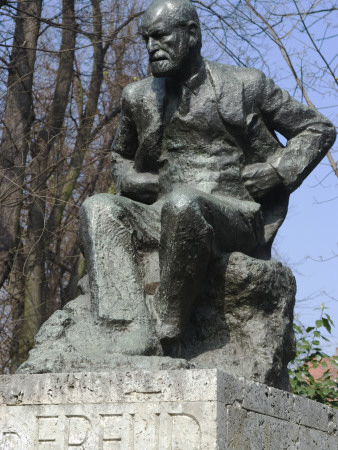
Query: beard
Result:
<box><xmin>151</xmin><ymin>59</ymin><xmax>180</xmax><ymax>77</ymax></box>
<box><xmin>150</xmin><ymin>48</ymin><xmax>190</xmax><ymax>78</ymax></box>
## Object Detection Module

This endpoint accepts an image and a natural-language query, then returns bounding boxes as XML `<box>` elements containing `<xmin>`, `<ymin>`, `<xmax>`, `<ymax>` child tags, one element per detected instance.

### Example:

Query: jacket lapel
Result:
<box><xmin>133</xmin><ymin>62</ymin><xmax>246</xmax><ymax>172</ymax></box>
<box><xmin>134</xmin><ymin>77</ymin><xmax>166</xmax><ymax>172</ymax></box>
<box><xmin>206</xmin><ymin>61</ymin><xmax>246</xmax><ymax>127</ymax></box>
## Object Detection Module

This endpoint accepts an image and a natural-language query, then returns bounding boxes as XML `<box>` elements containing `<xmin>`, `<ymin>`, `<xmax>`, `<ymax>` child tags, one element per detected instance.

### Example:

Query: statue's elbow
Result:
<box><xmin>326</xmin><ymin>121</ymin><xmax>337</xmax><ymax>149</ymax></box>
<box><xmin>316</xmin><ymin>120</ymin><xmax>336</xmax><ymax>151</ymax></box>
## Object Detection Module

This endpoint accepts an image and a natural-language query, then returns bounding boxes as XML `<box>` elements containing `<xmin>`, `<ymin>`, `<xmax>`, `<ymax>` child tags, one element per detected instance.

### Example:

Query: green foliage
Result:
<box><xmin>289</xmin><ymin>305</ymin><xmax>338</xmax><ymax>408</ymax></box>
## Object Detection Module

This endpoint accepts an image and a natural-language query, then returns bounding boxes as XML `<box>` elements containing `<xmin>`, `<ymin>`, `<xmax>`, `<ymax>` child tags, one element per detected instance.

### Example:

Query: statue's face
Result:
<box><xmin>142</xmin><ymin>9</ymin><xmax>191</xmax><ymax>78</ymax></box>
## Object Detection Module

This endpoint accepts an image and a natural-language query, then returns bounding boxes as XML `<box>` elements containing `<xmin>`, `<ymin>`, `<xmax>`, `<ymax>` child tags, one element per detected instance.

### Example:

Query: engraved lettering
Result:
<box><xmin>1</xmin><ymin>432</ymin><xmax>22</xmax><ymax>450</ymax></box>
<box><xmin>159</xmin><ymin>412</ymin><xmax>172</xmax><ymax>449</ymax></box>
<box><xmin>154</xmin><ymin>413</ymin><xmax>160</xmax><ymax>450</ymax></box>
<box><xmin>129</xmin><ymin>413</ymin><xmax>135</xmax><ymax>450</ymax></box>
<box><xmin>169</xmin><ymin>413</ymin><xmax>201</xmax><ymax>449</ymax></box>
<box><xmin>132</xmin><ymin>411</ymin><xmax>162</xmax><ymax>450</ymax></box>
<box><xmin>3</xmin><ymin>406</ymin><xmax>204</xmax><ymax>449</ymax></box>
<box><xmin>65</xmin><ymin>415</ymin><xmax>91</xmax><ymax>448</ymax></box>
<box><xmin>99</xmin><ymin>414</ymin><xmax>123</xmax><ymax>449</ymax></box>
<box><xmin>37</xmin><ymin>416</ymin><xmax>58</xmax><ymax>447</ymax></box>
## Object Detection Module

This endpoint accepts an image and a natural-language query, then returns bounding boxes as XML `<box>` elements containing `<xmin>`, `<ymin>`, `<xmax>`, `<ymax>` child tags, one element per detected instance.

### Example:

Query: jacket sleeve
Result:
<box><xmin>112</xmin><ymin>86</ymin><xmax>139</xmax><ymax>159</ymax></box>
<box><xmin>111</xmin><ymin>85</ymin><xmax>138</xmax><ymax>185</ymax></box>
<box><xmin>110</xmin><ymin>85</ymin><xmax>159</xmax><ymax>204</ymax></box>
<box><xmin>259</xmin><ymin>73</ymin><xmax>336</xmax><ymax>193</ymax></box>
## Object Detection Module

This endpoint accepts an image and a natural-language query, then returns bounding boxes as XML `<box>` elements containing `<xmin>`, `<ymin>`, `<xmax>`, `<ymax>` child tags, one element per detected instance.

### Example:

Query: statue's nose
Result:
<box><xmin>147</xmin><ymin>37</ymin><xmax>159</xmax><ymax>54</ymax></box>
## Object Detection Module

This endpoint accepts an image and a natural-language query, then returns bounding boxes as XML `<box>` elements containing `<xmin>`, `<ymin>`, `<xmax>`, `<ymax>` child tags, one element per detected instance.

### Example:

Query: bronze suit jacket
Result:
<box><xmin>111</xmin><ymin>60</ymin><xmax>336</xmax><ymax>256</ymax></box>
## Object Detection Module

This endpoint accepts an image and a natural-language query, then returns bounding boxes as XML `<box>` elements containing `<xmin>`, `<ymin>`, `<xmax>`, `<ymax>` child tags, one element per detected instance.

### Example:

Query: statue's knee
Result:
<box><xmin>81</xmin><ymin>193</ymin><xmax>108</xmax><ymax>215</ymax></box>
<box><xmin>163</xmin><ymin>189</ymin><xmax>198</xmax><ymax>218</ymax></box>
<box><xmin>81</xmin><ymin>194</ymin><xmax>124</xmax><ymax>222</ymax></box>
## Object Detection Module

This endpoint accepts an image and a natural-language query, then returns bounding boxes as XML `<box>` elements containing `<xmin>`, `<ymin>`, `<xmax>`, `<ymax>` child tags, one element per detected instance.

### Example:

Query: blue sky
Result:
<box><xmin>197</xmin><ymin>1</ymin><xmax>338</xmax><ymax>356</ymax></box>
<box><xmin>275</xmin><ymin>159</ymin><xmax>338</xmax><ymax>355</ymax></box>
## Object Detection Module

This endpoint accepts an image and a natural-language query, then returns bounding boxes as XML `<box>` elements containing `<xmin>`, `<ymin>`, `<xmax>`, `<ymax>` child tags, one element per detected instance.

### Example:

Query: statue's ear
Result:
<box><xmin>187</xmin><ymin>21</ymin><xmax>199</xmax><ymax>47</ymax></box>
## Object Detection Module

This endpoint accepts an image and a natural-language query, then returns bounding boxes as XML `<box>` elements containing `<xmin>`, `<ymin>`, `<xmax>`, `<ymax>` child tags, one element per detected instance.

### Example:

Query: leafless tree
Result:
<box><xmin>0</xmin><ymin>0</ymin><xmax>336</xmax><ymax>372</ymax></box>
<box><xmin>0</xmin><ymin>0</ymin><xmax>147</xmax><ymax>372</ymax></box>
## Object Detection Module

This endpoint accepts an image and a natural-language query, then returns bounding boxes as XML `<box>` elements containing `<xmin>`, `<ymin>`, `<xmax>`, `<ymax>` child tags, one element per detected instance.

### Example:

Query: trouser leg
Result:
<box><xmin>154</xmin><ymin>187</ymin><xmax>263</xmax><ymax>346</ymax></box>
<box><xmin>79</xmin><ymin>193</ymin><xmax>160</xmax><ymax>323</ymax></box>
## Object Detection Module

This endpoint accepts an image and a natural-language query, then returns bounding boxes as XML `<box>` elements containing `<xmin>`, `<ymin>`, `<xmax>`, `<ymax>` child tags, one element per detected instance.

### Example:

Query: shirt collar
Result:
<box><xmin>165</xmin><ymin>59</ymin><xmax>207</xmax><ymax>95</ymax></box>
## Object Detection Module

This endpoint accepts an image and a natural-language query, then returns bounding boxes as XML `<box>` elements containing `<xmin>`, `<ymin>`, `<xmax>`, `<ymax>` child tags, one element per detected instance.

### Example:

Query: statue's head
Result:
<box><xmin>142</xmin><ymin>0</ymin><xmax>202</xmax><ymax>79</ymax></box>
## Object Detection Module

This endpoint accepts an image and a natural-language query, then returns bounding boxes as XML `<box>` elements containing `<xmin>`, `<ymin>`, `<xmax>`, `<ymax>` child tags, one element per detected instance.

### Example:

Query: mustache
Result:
<box><xmin>149</xmin><ymin>52</ymin><xmax>169</xmax><ymax>62</ymax></box>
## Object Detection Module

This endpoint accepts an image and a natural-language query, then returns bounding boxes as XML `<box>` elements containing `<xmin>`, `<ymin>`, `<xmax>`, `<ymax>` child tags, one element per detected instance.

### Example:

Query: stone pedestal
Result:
<box><xmin>0</xmin><ymin>370</ymin><xmax>337</xmax><ymax>449</ymax></box>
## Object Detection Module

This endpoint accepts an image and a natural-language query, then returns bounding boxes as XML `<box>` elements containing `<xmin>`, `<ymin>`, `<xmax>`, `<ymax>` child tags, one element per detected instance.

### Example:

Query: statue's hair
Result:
<box><xmin>144</xmin><ymin>0</ymin><xmax>202</xmax><ymax>50</ymax></box>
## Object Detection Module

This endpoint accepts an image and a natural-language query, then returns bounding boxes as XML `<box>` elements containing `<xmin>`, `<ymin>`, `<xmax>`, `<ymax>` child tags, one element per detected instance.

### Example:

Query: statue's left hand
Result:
<box><xmin>118</xmin><ymin>171</ymin><xmax>159</xmax><ymax>205</ymax></box>
<box><xmin>242</xmin><ymin>162</ymin><xmax>281</xmax><ymax>200</ymax></box>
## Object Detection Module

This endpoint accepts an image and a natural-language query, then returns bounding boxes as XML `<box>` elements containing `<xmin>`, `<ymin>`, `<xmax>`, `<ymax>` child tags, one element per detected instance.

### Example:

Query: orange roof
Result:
<box><xmin>308</xmin><ymin>348</ymin><xmax>338</xmax><ymax>381</ymax></box>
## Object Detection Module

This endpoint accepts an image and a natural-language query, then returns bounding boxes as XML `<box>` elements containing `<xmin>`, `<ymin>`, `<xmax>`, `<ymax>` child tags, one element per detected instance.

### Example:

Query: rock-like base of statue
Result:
<box><xmin>17</xmin><ymin>252</ymin><xmax>296</xmax><ymax>391</ymax></box>
<box><xmin>0</xmin><ymin>370</ymin><xmax>336</xmax><ymax>449</ymax></box>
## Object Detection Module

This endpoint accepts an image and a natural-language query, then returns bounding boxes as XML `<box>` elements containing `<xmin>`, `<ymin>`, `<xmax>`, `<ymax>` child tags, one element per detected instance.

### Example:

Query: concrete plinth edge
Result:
<box><xmin>0</xmin><ymin>370</ymin><xmax>337</xmax><ymax>449</ymax></box>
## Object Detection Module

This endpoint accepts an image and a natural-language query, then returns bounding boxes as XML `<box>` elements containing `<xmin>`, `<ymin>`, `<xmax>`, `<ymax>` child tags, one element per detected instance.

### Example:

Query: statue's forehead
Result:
<box><xmin>142</xmin><ymin>2</ymin><xmax>180</xmax><ymax>31</ymax></box>
<box><xmin>146</xmin><ymin>0</ymin><xmax>178</xmax><ymax>15</ymax></box>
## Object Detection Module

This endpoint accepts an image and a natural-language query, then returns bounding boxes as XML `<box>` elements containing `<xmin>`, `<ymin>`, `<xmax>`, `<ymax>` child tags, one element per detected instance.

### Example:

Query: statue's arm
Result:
<box><xmin>242</xmin><ymin>162</ymin><xmax>281</xmax><ymax>200</ymax></box>
<box><xmin>111</xmin><ymin>87</ymin><xmax>159</xmax><ymax>204</ymax></box>
<box><xmin>244</xmin><ymin>74</ymin><xmax>336</xmax><ymax>198</ymax></box>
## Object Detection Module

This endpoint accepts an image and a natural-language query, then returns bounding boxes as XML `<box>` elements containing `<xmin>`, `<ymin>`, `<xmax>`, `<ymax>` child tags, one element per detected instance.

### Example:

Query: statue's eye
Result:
<box><xmin>151</xmin><ymin>31</ymin><xmax>166</xmax><ymax>40</ymax></box>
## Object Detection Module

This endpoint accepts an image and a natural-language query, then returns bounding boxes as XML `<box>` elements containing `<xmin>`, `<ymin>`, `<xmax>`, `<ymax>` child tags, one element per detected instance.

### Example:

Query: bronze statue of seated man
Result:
<box><xmin>79</xmin><ymin>0</ymin><xmax>335</xmax><ymax>357</ymax></box>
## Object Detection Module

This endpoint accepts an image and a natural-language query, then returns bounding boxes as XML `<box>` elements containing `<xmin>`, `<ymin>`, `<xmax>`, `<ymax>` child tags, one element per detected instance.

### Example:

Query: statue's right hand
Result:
<box><xmin>119</xmin><ymin>171</ymin><xmax>159</xmax><ymax>205</ymax></box>
<box><xmin>242</xmin><ymin>162</ymin><xmax>281</xmax><ymax>200</ymax></box>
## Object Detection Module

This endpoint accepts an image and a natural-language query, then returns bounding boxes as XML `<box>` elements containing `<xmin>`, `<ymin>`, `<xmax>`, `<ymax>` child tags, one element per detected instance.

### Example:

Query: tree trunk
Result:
<box><xmin>47</xmin><ymin>0</ymin><xmax>105</xmax><ymax>236</ymax></box>
<box><xmin>8</xmin><ymin>246</ymin><xmax>26</xmax><ymax>372</ymax></box>
<box><xmin>0</xmin><ymin>0</ymin><xmax>43</xmax><ymax>288</ymax></box>
<box><xmin>20</xmin><ymin>0</ymin><xmax>76</xmax><ymax>355</ymax></box>
<box><xmin>61</xmin><ymin>253</ymin><xmax>86</xmax><ymax>307</ymax></box>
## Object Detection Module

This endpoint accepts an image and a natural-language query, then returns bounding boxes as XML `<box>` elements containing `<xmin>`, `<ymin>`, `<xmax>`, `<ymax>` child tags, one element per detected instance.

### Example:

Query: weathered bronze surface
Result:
<box><xmin>19</xmin><ymin>0</ymin><xmax>336</xmax><ymax>390</ymax></box>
